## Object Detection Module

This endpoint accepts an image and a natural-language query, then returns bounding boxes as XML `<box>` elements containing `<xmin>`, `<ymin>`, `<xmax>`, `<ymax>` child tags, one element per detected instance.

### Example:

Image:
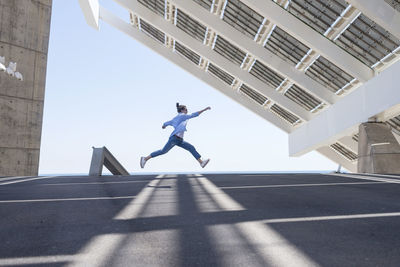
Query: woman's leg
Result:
<box><xmin>177</xmin><ymin>140</ymin><xmax>209</xmax><ymax>167</ymax></box>
<box><xmin>141</xmin><ymin>136</ymin><xmax>180</xmax><ymax>168</ymax></box>
<box><xmin>147</xmin><ymin>136</ymin><xmax>177</xmax><ymax>160</ymax></box>
<box><xmin>177</xmin><ymin>140</ymin><xmax>201</xmax><ymax>161</ymax></box>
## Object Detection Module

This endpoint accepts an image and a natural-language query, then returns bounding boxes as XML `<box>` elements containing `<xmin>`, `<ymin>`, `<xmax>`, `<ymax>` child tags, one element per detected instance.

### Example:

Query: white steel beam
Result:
<box><xmin>375</xmin><ymin>103</ymin><xmax>400</xmax><ymax>122</ymax></box>
<box><xmin>98</xmin><ymin>6</ymin><xmax>293</xmax><ymax>133</ymax></box>
<box><xmin>212</xmin><ymin>0</ymin><xmax>226</xmax><ymax>16</ymax></box>
<box><xmin>239</xmin><ymin>0</ymin><xmax>375</xmax><ymax>83</ymax></box>
<box><xmin>325</xmin><ymin>5</ymin><xmax>361</xmax><ymax>41</ymax></box>
<box><xmin>346</xmin><ymin>0</ymin><xmax>400</xmax><ymax>40</ymax></box>
<box><xmin>298</xmin><ymin>6</ymin><xmax>361</xmax><ymax>73</ymax></box>
<box><xmin>296</xmin><ymin>6</ymin><xmax>362</xmax><ymax>95</ymax></box>
<box><xmin>78</xmin><ymin>0</ymin><xmax>100</xmax><ymax>30</ymax></box>
<box><xmin>115</xmin><ymin>0</ymin><xmax>311</xmax><ymax>121</ymax></box>
<box><xmin>162</xmin><ymin>0</ymin><xmax>338</xmax><ymax>105</ymax></box>
<box><xmin>317</xmin><ymin>147</ymin><xmax>357</xmax><ymax>173</ymax></box>
<box><xmin>289</xmin><ymin>60</ymin><xmax>400</xmax><ymax>157</ymax></box>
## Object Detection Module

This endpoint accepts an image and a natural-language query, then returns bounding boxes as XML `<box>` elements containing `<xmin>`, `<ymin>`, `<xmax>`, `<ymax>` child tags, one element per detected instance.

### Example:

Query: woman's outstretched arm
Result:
<box><xmin>196</xmin><ymin>106</ymin><xmax>211</xmax><ymax>115</ymax></box>
<box><xmin>177</xmin><ymin>107</ymin><xmax>212</xmax><ymax>121</ymax></box>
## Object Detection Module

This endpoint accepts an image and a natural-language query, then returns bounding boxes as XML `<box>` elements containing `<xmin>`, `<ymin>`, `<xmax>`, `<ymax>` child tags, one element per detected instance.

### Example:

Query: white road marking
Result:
<box><xmin>260</xmin><ymin>212</ymin><xmax>400</xmax><ymax>224</ymax></box>
<box><xmin>40</xmin><ymin>180</ymin><xmax>150</xmax><ymax>186</ymax></box>
<box><xmin>328</xmin><ymin>173</ymin><xmax>400</xmax><ymax>184</ymax></box>
<box><xmin>0</xmin><ymin>195</ymin><xmax>136</xmax><ymax>204</ymax></box>
<box><xmin>220</xmin><ymin>181</ymin><xmax>385</xmax><ymax>189</ymax></box>
<box><xmin>0</xmin><ymin>255</ymin><xmax>77</xmax><ymax>266</ymax></box>
<box><xmin>360</xmin><ymin>173</ymin><xmax>400</xmax><ymax>179</ymax></box>
<box><xmin>0</xmin><ymin>176</ymin><xmax>33</xmax><ymax>182</ymax></box>
<box><xmin>241</xmin><ymin>174</ymin><xmax>318</xmax><ymax>177</ymax></box>
<box><xmin>0</xmin><ymin>176</ymin><xmax>56</xmax><ymax>186</ymax></box>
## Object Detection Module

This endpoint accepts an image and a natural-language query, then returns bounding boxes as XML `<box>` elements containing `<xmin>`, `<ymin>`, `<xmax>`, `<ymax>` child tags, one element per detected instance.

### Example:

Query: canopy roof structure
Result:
<box><xmin>79</xmin><ymin>0</ymin><xmax>400</xmax><ymax>171</ymax></box>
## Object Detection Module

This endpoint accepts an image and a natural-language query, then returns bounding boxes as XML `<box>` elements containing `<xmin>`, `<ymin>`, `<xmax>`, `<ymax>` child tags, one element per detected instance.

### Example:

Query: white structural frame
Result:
<box><xmin>164</xmin><ymin>0</ymin><xmax>338</xmax><ymax>105</ymax></box>
<box><xmin>346</xmin><ymin>0</ymin><xmax>400</xmax><ymax>40</ymax></box>
<box><xmin>324</xmin><ymin>5</ymin><xmax>361</xmax><ymax>41</ymax></box>
<box><xmin>239</xmin><ymin>0</ymin><xmax>375</xmax><ymax>83</ymax></box>
<box><xmin>114</xmin><ymin>0</ymin><xmax>312</xmax><ymax>121</ymax></box>
<box><xmin>289</xmin><ymin>60</ymin><xmax>400</xmax><ymax>157</ymax></box>
<box><xmin>78</xmin><ymin>0</ymin><xmax>100</xmax><ymax>29</ymax></box>
<box><xmin>97</xmin><ymin>7</ymin><xmax>293</xmax><ymax>133</ymax></box>
<box><xmin>79</xmin><ymin>0</ymin><xmax>400</xmax><ymax>172</ymax></box>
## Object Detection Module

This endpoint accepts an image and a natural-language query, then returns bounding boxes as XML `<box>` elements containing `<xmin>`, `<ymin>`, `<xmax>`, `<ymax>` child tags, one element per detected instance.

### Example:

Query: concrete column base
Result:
<box><xmin>0</xmin><ymin>0</ymin><xmax>52</xmax><ymax>176</ymax></box>
<box><xmin>358</xmin><ymin>122</ymin><xmax>400</xmax><ymax>174</ymax></box>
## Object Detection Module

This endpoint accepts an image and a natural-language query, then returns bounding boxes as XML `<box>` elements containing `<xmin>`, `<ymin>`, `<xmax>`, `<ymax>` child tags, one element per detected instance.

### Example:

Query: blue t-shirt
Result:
<box><xmin>163</xmin><ymin>112</ymin><xmax>199</xmax><ymax>138</ymax></box>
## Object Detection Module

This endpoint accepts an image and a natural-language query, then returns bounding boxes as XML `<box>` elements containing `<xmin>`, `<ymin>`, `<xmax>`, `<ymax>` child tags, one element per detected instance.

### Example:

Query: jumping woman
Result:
<box><xmin>140</xmin><ymin>103</ymin><xmax>211</xmax><ymax>169</ymax></box>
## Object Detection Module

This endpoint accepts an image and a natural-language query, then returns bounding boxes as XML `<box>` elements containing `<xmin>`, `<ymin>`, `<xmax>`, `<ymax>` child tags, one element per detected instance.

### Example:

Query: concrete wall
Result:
<box><xmin>358</xmin><ymin>122</ymin><xmax>400</xmax><ymax>174</ymax></box>
<box><xmin>0</xmin><ymin>0</ymin><xmax>52</xmax><ymax>176</ymax></box>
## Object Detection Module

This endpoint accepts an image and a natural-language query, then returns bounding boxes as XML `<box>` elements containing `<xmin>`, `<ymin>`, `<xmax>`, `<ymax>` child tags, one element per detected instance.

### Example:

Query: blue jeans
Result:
<box><xmin>150</xmin><ymin>135</ymin><xmax>201</xmax><ymax>160</ymax></box>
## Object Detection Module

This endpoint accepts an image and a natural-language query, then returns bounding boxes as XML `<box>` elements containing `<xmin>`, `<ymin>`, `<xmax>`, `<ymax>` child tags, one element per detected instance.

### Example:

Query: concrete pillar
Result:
<box><xmin>358</xmin><ymin>122</ymin><xmax>400</xmax><ymax>174</ymax></box>
<box><xmin>0</xmin><ymin>0</ymin><xmax>52</xmax><ymax>176</ymax></box>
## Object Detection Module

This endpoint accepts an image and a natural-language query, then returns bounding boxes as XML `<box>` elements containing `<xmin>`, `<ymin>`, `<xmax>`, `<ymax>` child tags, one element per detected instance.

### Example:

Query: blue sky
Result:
<box><xmin>38</xmin><ymin>0</ymin><xmax>338</xmax><ymax>174</ymax></box>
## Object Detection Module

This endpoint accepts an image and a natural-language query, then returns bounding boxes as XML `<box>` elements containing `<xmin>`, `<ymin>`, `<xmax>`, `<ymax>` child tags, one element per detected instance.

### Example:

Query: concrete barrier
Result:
<box><xmin>89</xmin><ymin>147</ymin><xmax>129</xmax><ymax>176</ymax></box>
<box><xmin>358</xmin><ymin>123</ymin><xmax>400</xmax><ymax>174</ymax></box>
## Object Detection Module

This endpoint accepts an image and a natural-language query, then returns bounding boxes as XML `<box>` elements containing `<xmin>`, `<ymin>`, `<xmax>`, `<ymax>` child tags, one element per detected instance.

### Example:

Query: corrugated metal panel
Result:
<box><xmin>140</xmin><ymin>19</ymin><xmax>165</xmax><ymax>44</ymax></box>
<box><xmin>138</xmin><ymin>0</ymin><xmax>165</xmax><ymax>17</ymax></box>
<box><xmin>192</xmin><ymin>0</ymin><xmax>213</xmax><ymax>11</ymax></box>
<box><xmin>176</xmin><ymin>9</ymin><xmax>207</xmax><ymax>42</ymax></box>
<box><xmin>330</xmin><ymin>142</ymin><xmax>358</xmax><ymax>161</ymax></box>
<box><xmin>174</xmin><ymin>41</ymin><xmax>201</xmax><ymax>65</ymax></box>
<box><xmin>249</xmin><ymin>60</ymin><xmax>284</xmax><ymax>89</ymax></box>
<box><xmin>305</xmin><ymin>56</ymin><xmax>354</xmax><ymax>92</ymax></box>
<box><xmin>207</xmin><ymin>63</ymin><xmax>235</xmax><ymax>85</ymax></box>
<box><xmin>352</xmin><ymin>134</ymin><xmax>359</xmax><ymax>142</ymax></box>
<box><xmin>239</xmin><ymin>84</ymin><xmax>268</xmax><ymax>105</ymax></box>
<box><xmin>270</xmin><ymin>104</ymin><xmax>301</xmax><ymax>125</ymax></box>
<box><xmin>284</xmin><ymin>84</ymin><xmax>323</xmax><ymax>111</ymax></box>
<box><xmin>384</xmin><ymin>0</ymin><xmax>400</xmax><ymax>12</ymax></box>
<box><xmin>213</xmin><ymin>35</ymin><xmax>247</xmax><ymax>66</ymax></box>
<box><xmin>387</xmin><ymin>115</ymin><xmax>400</xmax><ymax>134</ymax></box>
<box><xmin>222</xmin><ymin>0</ymin><xmax>264</xmax><ymax>39</ymax></box>
<box><xmin>335</xmin><ymin>14</ymin><xmax>400</xmax><ymax>67</ymax></box>
<box><xmin>287</xmin><ymin>0</ymin><xmax>347</xmax><ymax>35</ymax></box>
<box><xmin>265</xmin><ymin>26</ymin><xmax>310</xmax><ymax>66</ymax></box>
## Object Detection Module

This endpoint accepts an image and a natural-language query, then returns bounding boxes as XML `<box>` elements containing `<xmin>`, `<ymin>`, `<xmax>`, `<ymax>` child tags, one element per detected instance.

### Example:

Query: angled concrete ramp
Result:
<box><xmin>89</xmin><ymin>146</ymin><xmax>129</xmax><ymax>176</ymax></box>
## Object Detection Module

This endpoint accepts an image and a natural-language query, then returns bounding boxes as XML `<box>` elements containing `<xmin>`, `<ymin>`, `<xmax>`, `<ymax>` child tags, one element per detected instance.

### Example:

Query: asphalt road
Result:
<box><xmin>1</xmin><ymin>173</ymin><xmax>400</xmax><ymax>266</ymax></box>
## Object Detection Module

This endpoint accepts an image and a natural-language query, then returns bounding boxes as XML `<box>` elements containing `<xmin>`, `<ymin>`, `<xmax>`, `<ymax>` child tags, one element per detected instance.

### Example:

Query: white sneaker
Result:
<box><xmin>140</xmin><ymin>157</ymin><xmax>146</xmax><ymax>169</ymax></box>
<box><xmin>200</xmin><ymin>159</ymin><xmax>210</xmax><ymax>168</ymax></box>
